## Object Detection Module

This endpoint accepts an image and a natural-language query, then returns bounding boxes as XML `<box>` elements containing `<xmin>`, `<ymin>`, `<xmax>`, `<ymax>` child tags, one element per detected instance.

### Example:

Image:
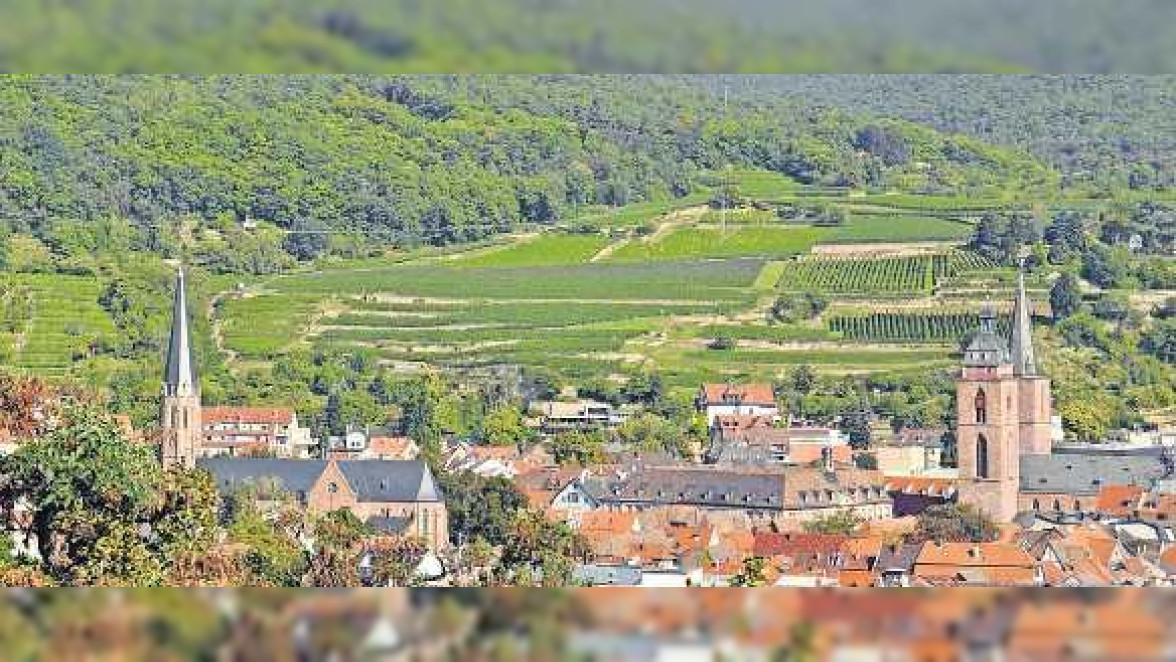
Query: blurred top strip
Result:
<box><xmin>3</xmin><ymin>0</ymin><xmax>1175</xmax><ymax>73</ymax></box>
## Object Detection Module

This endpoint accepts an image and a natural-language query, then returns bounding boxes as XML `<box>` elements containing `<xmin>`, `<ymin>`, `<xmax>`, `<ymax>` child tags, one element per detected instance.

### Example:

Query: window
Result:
<box><xmin>974</xmin><ymin>389</ymin><xmax>987</xmax><ymax>424</ymax></box>
<box><xmin>976</xmin><ymin>435</ymin><xmax>989</xmax><ymax>479</ymax></box>
<box><xmin>1032</xmin><ymin>498</ymin><xmax>1040</xmax><ymax>511</ymax></box>
<box><xmin>1053</xmin><ymin>499</ymin><xmax>1061</xmax><ymax>512</ymax></box>
<box><xmin>327</xmin><ymin>482</ymin><xmax>338</xmax><ymax>494</ymax></box>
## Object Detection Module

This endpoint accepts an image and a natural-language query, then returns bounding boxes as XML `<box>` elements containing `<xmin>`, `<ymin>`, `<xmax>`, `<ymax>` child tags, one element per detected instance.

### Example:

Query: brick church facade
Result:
<box><xmin>955</xmin><ymin>270</ymin><xmax>1053</xmax><ymax>522</ymax></box>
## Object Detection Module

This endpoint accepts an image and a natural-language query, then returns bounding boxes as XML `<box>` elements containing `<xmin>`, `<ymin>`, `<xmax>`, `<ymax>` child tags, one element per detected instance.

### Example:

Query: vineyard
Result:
<box><xmin>0</xmin><ymin>275</ymin><xmax>118</xmax><ymax>375</ymax></box>
<box><xmin>775</xmin><ymin>250</ymin><xmax>998</xmax><ymax>294</ymax></box>
<box><xmin>828</xmin><ymin>310</ymin><xmax>1012</xmax><ymax>344</ymax></box>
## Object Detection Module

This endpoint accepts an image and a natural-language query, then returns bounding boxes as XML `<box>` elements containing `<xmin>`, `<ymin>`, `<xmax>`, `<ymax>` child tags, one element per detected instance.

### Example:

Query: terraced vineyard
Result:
<box><xmin>0</xmin><ymin>275</ymin><xmax>118</xmax><ymax>375</ymax></box>
<box><xmin>828</xmin><ymin>310</ymin><xmax>1012</xmax><ymax>344</ymax></box>
<box><xmin>775</xmin><ymin>251</ymin><xmax>998</xmax><ymax>294</ymax></box>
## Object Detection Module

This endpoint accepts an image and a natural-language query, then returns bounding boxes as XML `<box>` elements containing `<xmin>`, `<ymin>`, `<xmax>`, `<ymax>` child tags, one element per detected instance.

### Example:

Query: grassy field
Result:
<box><xmin>608</xmin><ymin>227</ymin><xmax>827</xmax><ymax>262</ymax></box>
<box><xmin>828</xmin><ymin>213</ymin><xmax>974</xmax><ymax>242</ymax></box>
<box><xmin>445</xmin><ymin>233</ymin><xmax>610</xmax><ymax>268</ymax></box>
<box><xmin>273</xmin><ymin>259</ymin><xmax>764</xmax><ymax>301</ymax></box>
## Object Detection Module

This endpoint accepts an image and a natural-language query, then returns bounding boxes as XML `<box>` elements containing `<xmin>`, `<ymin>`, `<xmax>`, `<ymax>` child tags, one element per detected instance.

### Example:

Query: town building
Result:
<box><xmin>200</xmin><ymin>457</ymin><xmax>448</xmax><ymax>550</ymax></box>
<box><xmin>705</xmin><ymin>416</ymin><xmax>851</xmax><ymax>467</ymax></box>
<box><xmin>875</xmin><ymin>428</ymin><xmax>945</xmax><ymax>476</ymax></box>
<box><xmin>201</xmin><ymin>406</ymin><xmax>315</xmax><ymax>458</ymax></box>
<box><xmin>533</xmin><ymin>400</ymin><xmax>631</xmax><ymax>434</ymax></box>
<box><xmin>580</xmin><ymin>459</ymin><xmax>890</xmax><ymax>529</ymax></box>
<box><xmin>326</xmin><ymin>426</ymin><xmax>419</xmax><ymax>461</ymax></box>
<box><xmin>696</xmin><ymin>383</ymin><xmax>779</xmax><ymax>426</ymax></box>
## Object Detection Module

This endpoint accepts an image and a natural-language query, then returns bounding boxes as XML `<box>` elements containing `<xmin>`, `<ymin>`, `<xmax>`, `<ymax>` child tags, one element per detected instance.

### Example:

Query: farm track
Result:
<box><xmin>589</xmin><ymin>205</ymin><xmax>708</xmax><ymax>263</ymax></box>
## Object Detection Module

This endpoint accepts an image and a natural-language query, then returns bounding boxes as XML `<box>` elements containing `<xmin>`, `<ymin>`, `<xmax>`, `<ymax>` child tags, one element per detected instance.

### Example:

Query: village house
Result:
<box><xmin>874</xmin><ymin>427</ymin><xmax>945</xmax><ymax>476</ymax></box>
<box><xmin>200</xmin><ymin>457</ymin><xmax>449</xmax><ymax>550</ymax></box>
<box><xmin>533</xmin><ymin>400</ymin><xmax>631</xmax><ymax>434</ymax></box>
<box><xmin>696</xmin><ymin>383</ymin><xmax>779</xmax><ymax>426</ymax></box>
<box><xmin>200</xmin><ymin>406</ymin><xmax>315</xmax><ymax>459</ymax></box>
<box><xmin>705</xmin><ymin>415</ymin><xmax>851</xmax><ymax>467</ymax></box>
<box><xmin>912</xmin><ymin>541</ymin><xmax>1042</xmax><ymax>587</ymax></box>
<box><xmin>326</xmin><ymin>426</ymin><xmax>419</xmax><ymax>461</ymax></box>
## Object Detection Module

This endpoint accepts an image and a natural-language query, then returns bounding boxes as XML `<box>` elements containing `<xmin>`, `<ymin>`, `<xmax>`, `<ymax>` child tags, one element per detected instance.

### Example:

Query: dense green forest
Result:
<box><xmin>0</xmin><ymin>74</ymin><xmax>1049</xmax><ymax>272</ymax></box>
<box><xmin>735</xmin><ymin>76</ymin><xmax>1176</xmax><ymax>192</ymax></box>
<box><xmin>5</xmin><ymin>0</ymin><xmax>1176</xmax><ymax>73</ymax></box>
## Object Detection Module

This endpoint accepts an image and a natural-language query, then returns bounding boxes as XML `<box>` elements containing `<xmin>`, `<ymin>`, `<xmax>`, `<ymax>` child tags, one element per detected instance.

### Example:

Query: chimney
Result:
<box><xmin>822</xmin><ymin>446</ymin><xmax>835</xmax><ymax>473</ymax></box>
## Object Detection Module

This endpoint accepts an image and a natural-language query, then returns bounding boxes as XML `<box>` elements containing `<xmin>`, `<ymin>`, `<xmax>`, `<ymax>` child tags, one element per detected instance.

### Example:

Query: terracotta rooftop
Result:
<box><xmin>699</xmin><ymin>383</ymin><xmax>776</xmax><ymax>407</ymax></box>
<box><xmin>202</xmin><ymin>407</ymin><xmax>295</xmax><ymax>425</ymax></box>
<box><xmin>753</xmin><ymin>532</ymin><xmax>848</xmax><ymax>558</ymax></box>
<box><xmin>1093</xmin><ymin>483</ymin><xmax>1144</xmax><ymax>518</ymax></box>
<box><xmin>884</xmin><ymin>476</ymin><xmax>958</xmax><ymax>498</ymax></box>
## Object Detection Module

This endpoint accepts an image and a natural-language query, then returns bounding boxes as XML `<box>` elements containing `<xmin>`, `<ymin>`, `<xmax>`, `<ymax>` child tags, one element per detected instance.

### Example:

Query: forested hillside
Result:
<box><xmin>4</xmin><ymin>0</ymin><xmax>1176</xmax><ymax>73</ymax></box>
<box><xmin>738</xmin><ymin>76</ymin><xmax>1176</xmax><ymax>192</ymax></box>
<box><xmin>0</xmin><ymin>75</ymin><xmax>1049</xmax><ymax>274</ymax></box>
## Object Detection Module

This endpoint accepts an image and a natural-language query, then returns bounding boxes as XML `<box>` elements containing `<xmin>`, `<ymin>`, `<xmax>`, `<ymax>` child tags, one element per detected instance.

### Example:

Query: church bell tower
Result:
<box><xmin>160</xmin><ymin>267</ymin><xmax>202</xmax><ymax>469</ymax></box>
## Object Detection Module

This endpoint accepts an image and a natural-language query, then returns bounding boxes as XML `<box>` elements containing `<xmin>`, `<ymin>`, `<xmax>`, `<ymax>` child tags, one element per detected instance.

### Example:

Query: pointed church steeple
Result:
<box><xmin>163</xmin><ymin>266</ymin><xmax>198</xmax><ymax>398</ymax></box>
<box><xmin>1010</xmin><ymin>263</ymin><xmax>1037</xmax><ymax>377</ymax></box>
<box><xmin>160</xmin><ymin>266</ymin><xmax>202</xmax><ymax>469</ymax></box>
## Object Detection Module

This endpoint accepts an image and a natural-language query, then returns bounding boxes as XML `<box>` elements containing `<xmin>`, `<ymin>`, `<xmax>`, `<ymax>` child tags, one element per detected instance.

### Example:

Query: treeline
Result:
<box><xmin>0</xmin><ymin>75</ymin><xmax>1048</xmax><ymax>274</ymax></box>
<box><xmin>738</xmin><ymin>76</ymin><xmax>1176</xmax><ymax>192</ymax></box>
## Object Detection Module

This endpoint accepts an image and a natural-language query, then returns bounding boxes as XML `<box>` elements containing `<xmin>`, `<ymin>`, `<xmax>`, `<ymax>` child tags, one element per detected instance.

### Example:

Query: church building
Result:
<box><xmin>157</xmin><ymin>268</ymin><xmax>448</xmax><ymax>549</ymax></box>
<box><xmin>955</xmin><ymin>270</ymin><xmax>1054</xmax><ymax>522</ymax></box>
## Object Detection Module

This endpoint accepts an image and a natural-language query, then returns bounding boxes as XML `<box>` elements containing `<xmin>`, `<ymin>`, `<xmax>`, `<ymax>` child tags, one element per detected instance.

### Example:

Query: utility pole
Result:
<box><xmin>722</xmin><ymin>84</ymin><xmax>730</xmax><ymax>235</ymax></box>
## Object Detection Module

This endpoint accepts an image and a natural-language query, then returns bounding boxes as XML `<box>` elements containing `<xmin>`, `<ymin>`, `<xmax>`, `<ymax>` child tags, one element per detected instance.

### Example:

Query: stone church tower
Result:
<box><xmin>955</xmin><ymin>270</ymin><xmax>1053</xmax><ymax>522</ymax></box>
<box><xmin>160</xmin><ymin>267</ymin><xmax>202</xmax><ymax>469</ymax></box>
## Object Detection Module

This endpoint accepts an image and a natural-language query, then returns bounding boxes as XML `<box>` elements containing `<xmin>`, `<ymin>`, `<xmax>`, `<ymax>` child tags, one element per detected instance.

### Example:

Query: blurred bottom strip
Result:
<box><xmin>0</xmin><ymin>587</ymin><xmax>1168</xmax><ymax>661</ymax></box>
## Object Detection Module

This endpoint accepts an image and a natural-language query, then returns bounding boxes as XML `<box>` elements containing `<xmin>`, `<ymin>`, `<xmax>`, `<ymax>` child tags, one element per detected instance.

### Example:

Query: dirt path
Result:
<box><xmin>207</xmin><ymin>290</ymin><xmax>238</xmax><ymax>367</ymax></box>
<box><xmin>588</xmin><ymin>236</ymin><xmax>630</xmax><ymax>262</ymax></box>
<box><xmin>588</xmin><ymin>205</ymin><xmax>707</xmax><ymax>262</ymax></box>
<box><xmin>809</xmin><ymin>241</ymin><xmax>961</xmax><ymax>257</ymax></box>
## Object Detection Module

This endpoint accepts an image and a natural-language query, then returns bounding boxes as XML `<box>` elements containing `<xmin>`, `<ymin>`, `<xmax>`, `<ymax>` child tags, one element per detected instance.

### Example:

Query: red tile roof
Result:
<box><xmin>1093</xmin><ymin>484</ymin><xmax>1144</xmax><ymax>518</ymax></box>
<box><xmin>202</xmin><ymin>407</ymin><xmax>295</xmax><ymax>425</ymax></box>
<box><xmin>914</xmin><ymin>542</ymin><xmax>1038</xmax><ymax>586</ymax></box>
<box><xmin>753</xmin><ymin>532</ymin><xmax>848</xmax><ymax>558</ymax></box>
<box><xmin>700</xmin><ymin>383</ymin><xmax>776</xmax><ymax>406</ymax></box>
<box><xmin>884</xmin><ymin>476</ymin><xmax>958</xmax><ymax>498</ymax></box>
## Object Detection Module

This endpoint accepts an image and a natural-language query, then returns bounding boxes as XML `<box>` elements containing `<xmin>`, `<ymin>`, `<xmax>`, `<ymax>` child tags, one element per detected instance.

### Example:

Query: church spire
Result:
<box><xmin>163</xmin><ymin>266</ymin><xmax>198</xmax><ymax>397</ymax></box>
<box><xmin>1010</xmin><ymin>263</ymin><xmax>1037</xmax><ymax>376</ymax></box>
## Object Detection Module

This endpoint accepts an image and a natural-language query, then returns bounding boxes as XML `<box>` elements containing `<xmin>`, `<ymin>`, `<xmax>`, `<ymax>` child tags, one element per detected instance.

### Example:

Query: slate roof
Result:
<box><xmin>963</xmin><ymin>305</ymin><xmax>1010</xmax><ymax>368</ymax></box>
<box><xmin>337</xmin><ymin>461</ymin><xmax>441</xmax><ymax>503</ymax></box>
<box><xmin>1019</xmin><ymin>452</ymin><xmax>1170</xmax><ymax>496</ymax></box>
<box><xmin>875</xmin><ymin>542</ymin><xmax>924</xmax><ymax>573</ymax></box>
<box><xmin>198</xmin><ymin>458</ymin><xmax>441</xmax><ymax>503</ymax></box>
<box><xmin>583</xmin><ymin>467</ymin><xmax>786</xmax><ymax>511</ymax></box>
<box><xmin>163</xmin><ymin>267</ymin><xmax>198</xmax><ymax>397</ymax></box>
<box><xmin>200</xmin><ymin>457</ymin><xmax>326</xmax><ymax>496</ymax></box>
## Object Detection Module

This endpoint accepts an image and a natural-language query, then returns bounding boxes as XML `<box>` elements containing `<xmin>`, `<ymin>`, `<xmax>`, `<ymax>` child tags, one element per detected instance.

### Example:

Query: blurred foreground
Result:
<box><xmin>1</xmin><ymin>588</ymin><xmax>1169</xmax><ymax>661</ymax></box>
<box><xmin>4</xmin><ymin>0</ymin><xmax>1176</xmax><ymax>72</ymax></box>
